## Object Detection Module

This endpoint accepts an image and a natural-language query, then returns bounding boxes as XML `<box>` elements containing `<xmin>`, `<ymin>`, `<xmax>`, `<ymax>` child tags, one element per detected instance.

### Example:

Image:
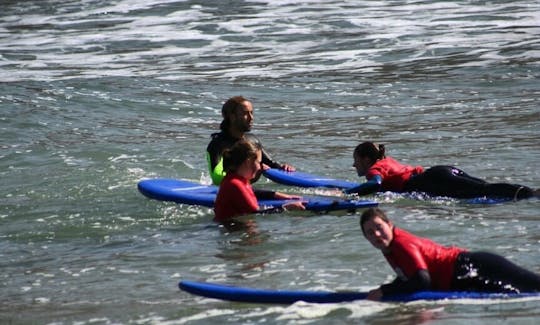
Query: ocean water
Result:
<box><xmin>1</xmin><ymin>0</ymin><xmax>539</xmax><ymax>324</ymax></box>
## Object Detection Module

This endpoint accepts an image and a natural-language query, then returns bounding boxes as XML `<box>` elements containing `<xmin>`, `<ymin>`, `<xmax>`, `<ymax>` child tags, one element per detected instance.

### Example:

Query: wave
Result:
<box><xmin>1</xmin><ymin>0</ymin><xmax>539</xmax><ymax>82</ymax></box>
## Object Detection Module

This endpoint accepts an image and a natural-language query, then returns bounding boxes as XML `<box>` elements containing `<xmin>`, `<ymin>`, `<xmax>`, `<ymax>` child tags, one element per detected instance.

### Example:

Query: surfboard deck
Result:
<box><xmin>263</xmin><ymin>168</ymin><xmax>359</xmax><ymax>189</ymax></box>
<box><xmin>179</xmin><ymin>280</ymin><xmax>540</xmax><ymax>304</ymax></box>
<box><xmin>263</xmin><ymin>169</ymin><xmax>512</xmax><ymax>204</ymax></box>
<box><xmin>137</xmin><ymin>178</ymin><xmax>378</xmax><ymax>212</ymax></box>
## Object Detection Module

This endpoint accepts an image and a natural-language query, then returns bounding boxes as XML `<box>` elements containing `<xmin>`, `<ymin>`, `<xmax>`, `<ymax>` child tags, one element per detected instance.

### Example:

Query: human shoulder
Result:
<box><xmin>207</xmin><ymin>131</ymin><xmax>236</xmax><ymax>151</ymax></box>
<box><xmin>243</xmin><ymin>132</ymin><xmax>262</xmax><ymax>145</ymax></box>
<box><xmin>209</xmin><ymin>131</ymin><xmax>228</xmax><ymax>143</ymax></box>
<box><xmin>368</xmin><ymin>157</ymin><xmax>405</xmax><ymax>174</ymax></box>
<box><xmin>367</xmin><ymin>157</ymin><xmax>393</xmax><ymax>177</ymax></box>
<box><xmin>373</xmin><ymin>156</ymin><xmax>402</xmax><ymax>168</ymax></box>
<box><xmin>222</xmin><ymin>173</ymin><xmax>249</xmax><ymax>188</ymax></box>
<box><xmin>392</xmin><ymin>227</ymin><xmax>417</xmax><ymax>242</ymax></box>
<box><xmin>388</xmin><ymin>227</ymin><xmax>423</xmax><ymax>252</ymax></box>
<box><xmin>386</xmin><ymin>227</ymin><xmax>431</xmax><ymax>273</ymax></box>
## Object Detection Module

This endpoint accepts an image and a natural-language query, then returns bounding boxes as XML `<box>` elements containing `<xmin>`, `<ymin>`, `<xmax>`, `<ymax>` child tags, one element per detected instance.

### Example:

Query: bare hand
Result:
<box><xmin>366</xmin><ymin>288</ymin><xmax>383</xmax><ymax>301</ymax></box>
<box><xmin>281</xmin><ymin>164</ymin><xmax>295</xmax><ymax>172</ymax></box>
<box><xmin>282</xmin><ymin>201</ymin><xmax>306</xmax><ymax>211</ymax></box>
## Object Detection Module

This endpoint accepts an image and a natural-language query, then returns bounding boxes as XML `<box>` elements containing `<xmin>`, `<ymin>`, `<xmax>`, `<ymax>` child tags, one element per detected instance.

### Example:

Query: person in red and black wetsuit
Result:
<box><xmin>359</xmin><ymin>208</ymin><xmax>540</xmax><ymax>300</ymax></box>
<box><xmin>345</xmin><ymin>141</ymin><xmax>538</xmax><ymax>200</ymax></box>
<box><xmin>214</xmin><ymin>139</ymin><xmax>305</xmax><ymax>231</ymax></box>
<box><xmin>207</xmin><ymin>96</ymin><xmax>294</xmax><ymax>185</ymax></box>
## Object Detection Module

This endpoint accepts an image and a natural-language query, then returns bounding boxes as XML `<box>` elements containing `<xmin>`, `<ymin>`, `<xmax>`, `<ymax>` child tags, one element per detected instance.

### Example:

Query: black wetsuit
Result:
<box><xmin>206</xmin><ymin>131</ymin><xmax>283</xmax><ymax>186</ymax></box>
<box><xmin>382</xmin><ymin>251</ymin><xmax>540</xmax><ymax>295</ymax></box>
<box><xmin>403</xmin><ymin>166</ymin><xmax>535</xmax><ymax>200</ymax></box>
<box><xmin>452</xmin><ymin>252</ymin><xmax>540</xmax><ymax>293</ymax></box>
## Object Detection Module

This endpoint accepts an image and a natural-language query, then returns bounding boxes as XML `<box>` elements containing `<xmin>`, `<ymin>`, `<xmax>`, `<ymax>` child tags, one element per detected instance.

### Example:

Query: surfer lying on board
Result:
<box><xmin>345</xmin><ymin>141</ymin><xmax>538</xmax><ymax>200</ymax></box>
<box><xmin>207</xmin><ymin>96</ymin><xmax>294</xmax><ymax>185</ymax></box>
<box><xmin>214</xmin><ymin>139</ymin><xmax>305</xmax><ymax>231</ymax></box>
<box><xmin>360</xmin><ymin>208</ymin><xmax>540</xmax><ymax>301</ymax></box>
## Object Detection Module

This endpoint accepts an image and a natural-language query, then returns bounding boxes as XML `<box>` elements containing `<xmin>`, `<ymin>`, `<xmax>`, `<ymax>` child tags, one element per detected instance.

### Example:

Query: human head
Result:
<box><xmin>360</xmin><ymin>208</ymin><xmax>394</xmax><ymax>251</ymax></box>
<box><xmin>223</xmin><ymin>139</ymin><xmax>262</xmax><ymax>179</ymax></box>
<box><xmin>352</xmin><ymin>142</ymin><xmax>386</xmax><ymax>176</ymax></box>
<box><xmin>220</xmin><ymin>96</ymin><xmax>254</xmax><ymax>135</ymax></box>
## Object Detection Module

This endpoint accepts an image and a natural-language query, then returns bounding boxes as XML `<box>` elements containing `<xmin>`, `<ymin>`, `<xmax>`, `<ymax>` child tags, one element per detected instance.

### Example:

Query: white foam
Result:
<box><xmin>2</xmin><ymin>1</ymin><xmax>539</xmax><ymax>82</ymax></box>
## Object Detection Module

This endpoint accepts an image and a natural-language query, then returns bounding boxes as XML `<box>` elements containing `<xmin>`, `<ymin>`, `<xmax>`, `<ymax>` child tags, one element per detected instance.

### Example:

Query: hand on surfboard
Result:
<box><xmin>273</xmin><ymin>192</ymin><xmax>306</xmax><ymax>211</ymax></box>
<box><xmin>366</xmin><ymin>288</ymin><xmax>383</xmax><ymax>301</ymax></box>
<box><xmin>282</xmin><ymin>201</ymin><xmax>306</xmax><ymax>211</ymax></box>
<box><xmin>261</xmin><ymin>163</ymin><xmax>295</xmax><ymax>172</ymax></box>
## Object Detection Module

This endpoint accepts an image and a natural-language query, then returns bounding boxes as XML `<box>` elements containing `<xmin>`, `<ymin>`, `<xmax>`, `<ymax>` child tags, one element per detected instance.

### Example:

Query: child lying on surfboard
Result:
<box><xmin>214</xmin><ymin>139</ymin><xmax>305</xmax><ymax>231</ymax></box>
<box><xmin>346</xmin><ymin>141</ymin><xmax>538</xmax><ymax>200</ymax></box>
<box><xmin>360</xmin><ymin>208</ymin><xmax>540</xmax><ymax>301</ymax></box>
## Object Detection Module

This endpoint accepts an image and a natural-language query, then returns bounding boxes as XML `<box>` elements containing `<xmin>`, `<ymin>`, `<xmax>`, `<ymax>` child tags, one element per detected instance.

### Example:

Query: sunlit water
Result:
<box><xmin>1</xmin><ymin>0</ymin><xmax>539</xmax><ymax>324</ymax></box>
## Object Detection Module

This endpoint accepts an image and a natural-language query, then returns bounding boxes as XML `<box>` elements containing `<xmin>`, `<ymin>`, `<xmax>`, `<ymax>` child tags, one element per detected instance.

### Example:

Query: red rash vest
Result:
<box><xmin>214</xmin><ymin>173</ymin><xmax>259</xmax><ymax>222</ymax></box>
<box><xmin>366</xmin><ymin>157</ymin><xmax>424</xmax><ymax>192</ymax></box>
<box><xmin>383</xmin><ymin>227</ymin><xmax>466</xmax><ymax>291</ymax></box>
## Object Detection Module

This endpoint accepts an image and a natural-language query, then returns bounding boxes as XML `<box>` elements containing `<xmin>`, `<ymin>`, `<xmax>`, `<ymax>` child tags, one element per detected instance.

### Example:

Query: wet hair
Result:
<box><xmin>223</xmin><ymin>139</ymin><xmax>261</xmax><ymax>173</ymax></box>
<box><xmin>353</xmin><ymin>142</ymin><xmax>386</xmax><ymax>163</ymax></box>
<box><xmin>360</xmin><ymin>207</ymin><xmax>391</xmax><ymax>235</ymax></box>
<box><xmin>220</xmin><ymin>96</ymin><xmax>249</xmax><ymax>131</ymax></box>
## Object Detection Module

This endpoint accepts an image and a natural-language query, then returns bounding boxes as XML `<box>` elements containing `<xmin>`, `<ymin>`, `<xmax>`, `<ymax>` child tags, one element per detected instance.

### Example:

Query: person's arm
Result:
<box><xmin>207</xmin><ymin>151</ymin><xmax>225</xmax><ymax>185</ymax></box>
<box><xmin>255</xmin><ymin>191</ymin><xmax>306</xmax><ymax>213</ymax></box>
<box><xmin>257</xmin><ymin>201</ymin><xmax>305</xmax><ymax>214</ymax></box>
<box><xmin>206</xmin><ymin>134</ymin><xmax>228</xmax><ymax>185</ymax></box>
<box><xmin>369</xmin><ymin>230</ymin><xmax>434</xmax><ymax>300</ymax></box>
<box><xmin>254</xmin><ymin>189</ymin><xmax>303</xmax><ymax>200</ymax></box>
<box><xmin>261</xmin><ymin>147</ymin><xmax>282</xmax><ymax>169</ymax></box>
<box><xmin>380</xmin><ymin>270</ymin><xmax>432</xmax><ymax>295</ymax></box>
<box><xmin>262</xmin><ymin>151</ymin><xmax>295</xmax><ymax>171</ymax></box>
<box><xmin>254</xmin><ymin>189</ymin><xmax>276</xmax><ymax>200</ymax></box>
<box><xmin>344</xmin><ymin>175</ymin><xmax>382</xmax><ymax>195</ymax></box>
<box><xmin>367</xmin><ymin>270</ymin><xmax>431</xmax><ymax>301</ymax></box>
<box><xmin>245</xmin><ymin>133</ymin><xmax>294</xmax><ymax>171</ymax></box>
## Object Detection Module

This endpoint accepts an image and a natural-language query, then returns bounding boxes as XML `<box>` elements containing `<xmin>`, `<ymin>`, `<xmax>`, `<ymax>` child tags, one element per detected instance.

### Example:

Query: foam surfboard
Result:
<box><xmin>263</xmin><ymin>169</ymin><xmax>512</xmax><ymax>204</ymax></box>
<box><xmin>179</xmin><ymin>280</ymin><xmax>540</xmax><ymax>304</ymax></box>
<box><xmin>263</xmin><ymin>168</ymin><xmax>359</xmax><ymax>189</ymax></box>
<box><xmin>137</xmin><ymin>178</ymin><xmax>378</xmax><ymax>212</ymax></box>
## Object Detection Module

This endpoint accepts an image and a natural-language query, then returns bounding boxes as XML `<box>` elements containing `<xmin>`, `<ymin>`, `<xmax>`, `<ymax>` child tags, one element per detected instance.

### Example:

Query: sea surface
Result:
<box><xmin>1</xmin><ymin>0</ymin><xmax>539</xmax><ymax>324</ymax></box>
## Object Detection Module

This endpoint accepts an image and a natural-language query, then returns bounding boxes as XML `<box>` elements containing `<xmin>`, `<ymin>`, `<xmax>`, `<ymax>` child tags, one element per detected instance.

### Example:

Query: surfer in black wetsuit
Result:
<box><xmin>206</xmin><ymin>96</ymin><xmax>295</xmax><ymax>185</ymax></box>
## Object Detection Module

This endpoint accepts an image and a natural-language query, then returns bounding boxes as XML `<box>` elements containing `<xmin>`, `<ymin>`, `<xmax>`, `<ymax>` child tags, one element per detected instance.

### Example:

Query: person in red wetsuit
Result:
<box><xmin>345</xmin><ymin>141</ymin><xmax>537</xmax><ymax>200</ymax></box>
<box><xmin>360</xmin><ymin>208</ymin><xmax>540</xmax><ymax>300</ymax></box>
<box><xmin>214</xmin><ymin>139</ymin><xmax>305</xmax><ymax>231</ymax></box>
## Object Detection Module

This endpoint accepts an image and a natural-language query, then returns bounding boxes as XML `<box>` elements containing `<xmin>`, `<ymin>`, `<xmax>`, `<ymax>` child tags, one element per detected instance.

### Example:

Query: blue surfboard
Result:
<box><xmin>263</xmin><ymin>168</ymin><xmax>359</xmax><ymax>189</ymax></box>
<box><xmin>137</xmin><ymin>178</ymin><xmax>378</xmax><ymax>212</ymax></box>
<box><xmin>179</xmin><ymin>280</ymin><xmax>540</xmax><ymax>304</ymax></box>
<box><xmin>263</xmin><ymin>169</ymin><xmax>512</xmax><ymax>204</ymax></box>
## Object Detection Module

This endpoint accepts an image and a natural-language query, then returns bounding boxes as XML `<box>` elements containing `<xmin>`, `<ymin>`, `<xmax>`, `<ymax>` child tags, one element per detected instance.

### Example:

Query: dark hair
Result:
<box><xmin>220</xmin><ymin>96</ymin><xmax>249</xmax><ymax>131</ymax></box>
<box><xmin>223</xmin><ymin>139</ymin><xmax>261</xmax><ymax>173</ymax></box>
<box><xmin>353</xmin><ymin>142</ymin><xmax>385</xmax><ymax>163</ymax></box>
<box><xmin>360</xmin><ymin>208</ymin><xmax>391</xmax><ymax>235</ymax></box>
